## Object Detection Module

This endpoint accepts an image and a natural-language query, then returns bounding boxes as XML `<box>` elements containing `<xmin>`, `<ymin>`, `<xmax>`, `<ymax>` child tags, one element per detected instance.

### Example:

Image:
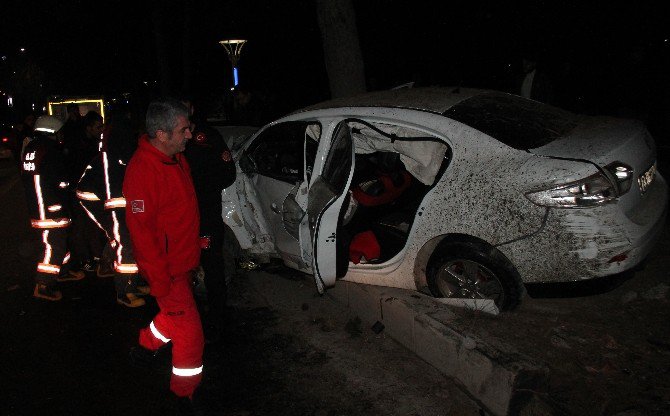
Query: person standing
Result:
<box><xmin>181</xmin><ymin>96</ymin><xmax>236</xmax><ymax>343</ymax></box>
<box><xmin>76</xmin><ymin>108</ymin><xmax>149</xmax><ymax>307</ymax></box>
<box><xmin>518</xmin><ymin>56</ymin><xmax>555</xmax><ymax>104</ymax></box>
<box><xmin>69</xmin><ymin>110</ymin><xmax>106</xmax><ymax>273</ymax></box>
<box><xmin>61</xmin><ymin>103</ymin><xmax>82</xmax><ymax>162</ymax></box>
<box><xmin>123</xmin><ymin>98</ymin><xmax>204</xmax><ymax>409</ymax></box>
<box><xmin>20</xmin><ymin>115</ymin><xmax>85</xmax><ymax>301</ymax></box>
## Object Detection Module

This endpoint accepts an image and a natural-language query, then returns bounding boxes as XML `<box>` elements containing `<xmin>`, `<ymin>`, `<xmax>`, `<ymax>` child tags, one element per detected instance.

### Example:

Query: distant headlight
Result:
<box><xmin>525</xmin><ymin>170</ymin><xmax>618</xmax><ymax>208</ymax></box>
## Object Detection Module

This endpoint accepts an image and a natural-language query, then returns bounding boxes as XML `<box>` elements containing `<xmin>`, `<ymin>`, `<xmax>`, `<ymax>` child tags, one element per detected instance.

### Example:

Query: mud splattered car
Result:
<box><xmin>219</xmin><ymin>87</ymin><xmax>667</xmax><ymax>310</ymax></box>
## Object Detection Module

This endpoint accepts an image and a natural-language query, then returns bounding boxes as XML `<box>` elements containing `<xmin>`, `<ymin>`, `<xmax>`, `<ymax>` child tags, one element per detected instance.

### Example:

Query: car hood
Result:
<box><xmin>529</xmin><ymin>116</ymin><xmax>656</xmax><ymax>168</ymax></box>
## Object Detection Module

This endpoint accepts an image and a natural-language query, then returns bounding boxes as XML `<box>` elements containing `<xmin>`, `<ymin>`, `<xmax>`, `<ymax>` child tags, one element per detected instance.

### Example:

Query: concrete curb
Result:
<box><xmin>327</xmin><ymin>281</ymin><xmax>549</xmax><ymax>416</ymax></box>
<box><xmin>245</xmin><ymin>272</ymin><xmax>548</xmax><ymax>416</ymax></box>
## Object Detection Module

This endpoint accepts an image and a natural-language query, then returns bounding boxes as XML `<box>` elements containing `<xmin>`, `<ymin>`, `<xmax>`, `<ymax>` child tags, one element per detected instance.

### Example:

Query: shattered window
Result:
<box><xmin>443</xmin><ymin>93</ymin><xmax>579</xmax><ymax>150</ymax></box>
<box><xmin>322</xmin><ymin>122</ymin><xmax>353</xmax><ymax>193</ymax></box>
<box><xmin>246</xmin><ymin>121</ymin><xmax>319</xmax><ymax>184</ymax></box>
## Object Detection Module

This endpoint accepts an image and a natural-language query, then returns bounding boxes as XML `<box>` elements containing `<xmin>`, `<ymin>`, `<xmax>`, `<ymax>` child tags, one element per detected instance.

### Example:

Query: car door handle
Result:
<box><xmin>271</xmin><ymin>203</ymin><xmax>280</xmax><ymax>214</ymax></box>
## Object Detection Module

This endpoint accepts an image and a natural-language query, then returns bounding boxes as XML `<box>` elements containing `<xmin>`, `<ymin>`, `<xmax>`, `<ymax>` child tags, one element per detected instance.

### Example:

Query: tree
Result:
<box><xmin>315</xmin><ymin>0</ymin><xmax>366</xmax><ymax>98</ymax></box>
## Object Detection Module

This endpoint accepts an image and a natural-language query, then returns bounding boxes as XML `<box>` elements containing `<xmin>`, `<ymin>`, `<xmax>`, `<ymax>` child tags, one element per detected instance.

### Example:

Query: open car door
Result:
<box><xmin>306</xmin><ymin>121</ymin><xmax>354</xmax><ymax>293</ymax></box>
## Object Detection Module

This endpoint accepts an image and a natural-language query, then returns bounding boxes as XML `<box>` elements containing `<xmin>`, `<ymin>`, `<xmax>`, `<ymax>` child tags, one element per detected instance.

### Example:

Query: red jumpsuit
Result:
<box><xmin>123</xmin><ymin>136</ymin><xmax>203</xmax><ymax>398</ymax></box>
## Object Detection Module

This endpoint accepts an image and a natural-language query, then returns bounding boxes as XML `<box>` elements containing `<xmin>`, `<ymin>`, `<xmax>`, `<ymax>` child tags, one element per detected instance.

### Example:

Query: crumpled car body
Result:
<box><xmin>216</xmin><ymin>87</ymin><xmax>668</xmax><ymax>310</ymax></box>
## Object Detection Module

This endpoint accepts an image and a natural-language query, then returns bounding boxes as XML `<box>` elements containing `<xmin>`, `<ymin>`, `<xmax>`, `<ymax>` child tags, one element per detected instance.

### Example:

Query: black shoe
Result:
<box><xmin>116</xmin><ymin>292</ymin><xmax>146</xmax><ymax>308</ymax></box>
<box><xmin>129</xmin><ymin>345</ymin><xmax>172</xmax><ymax>375</ymax></box>
<box><xmin>96</xmin><ymin>262</ymin><xmax>115</xmax><ymax>278</ymax></box>
<box><xmin>177</xmin><ymin>396</ymin><xmax>195</xmax><ymax>416</ymax></box>
<box><xmin>175</xmin><ymin>388</ymin><xmax>207</xmax><ymax>416</ymax></box>
<box><xmin>33</xmin><ymin>283</ymin><xmax>62</xmax><ymax>301</ymax></box>
<box><xmin>55</xmin><ymin>269</ymin><xmax>85</xmax><ymax>282</ymax></box>
<box><xmin>81</xmin><ymin>259</ymin><xmax>98</xmax><ymax>273</ymax></box>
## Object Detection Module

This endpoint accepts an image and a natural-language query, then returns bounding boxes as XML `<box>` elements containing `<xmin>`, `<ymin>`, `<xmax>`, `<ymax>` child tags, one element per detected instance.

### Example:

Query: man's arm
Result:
<box><xmin>123</xmin><ymin>163</ymin><xmax>171</xmax><ymax>297</ymax></box>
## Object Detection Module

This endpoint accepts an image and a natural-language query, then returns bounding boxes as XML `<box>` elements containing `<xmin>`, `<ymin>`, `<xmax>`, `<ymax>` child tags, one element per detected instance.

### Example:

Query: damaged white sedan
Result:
<box><xmin>219</xmin><ymin>87</ymin><xmax>667</xmax><ymax>310</ymax></box>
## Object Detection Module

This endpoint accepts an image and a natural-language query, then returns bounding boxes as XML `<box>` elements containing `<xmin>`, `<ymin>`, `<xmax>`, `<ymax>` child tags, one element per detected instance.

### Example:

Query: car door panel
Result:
<box><xmin>304</xmin><ymin>121</ymin><xmax>355</xmax><ymax>293</ymax></box>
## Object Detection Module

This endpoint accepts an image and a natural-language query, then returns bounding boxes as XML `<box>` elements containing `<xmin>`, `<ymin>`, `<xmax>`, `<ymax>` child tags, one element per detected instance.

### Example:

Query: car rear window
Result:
<box><xmin>443</xmin><ymin>93</ymin><xmax>578</xmax><ymax>150</ymax></box>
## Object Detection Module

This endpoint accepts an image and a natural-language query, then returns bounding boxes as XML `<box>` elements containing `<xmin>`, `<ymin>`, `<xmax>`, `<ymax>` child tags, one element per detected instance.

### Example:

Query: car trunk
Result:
<box><xmin>529</xmin><ymin>117</ymin><xmax>659</xmax><ymax>214</ymax></box>
<box><xmin>529</xmin><ymin>117</ymin><xmax>656</xmax><ymax>169</ymax></box>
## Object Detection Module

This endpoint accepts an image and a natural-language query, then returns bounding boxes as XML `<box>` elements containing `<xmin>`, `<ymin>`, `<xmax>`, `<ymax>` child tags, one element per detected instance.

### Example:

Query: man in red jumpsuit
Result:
<box><xmin>122</xmin><ymin>98</ymin><xmax>204</xmax><ymax>406</ymax></box>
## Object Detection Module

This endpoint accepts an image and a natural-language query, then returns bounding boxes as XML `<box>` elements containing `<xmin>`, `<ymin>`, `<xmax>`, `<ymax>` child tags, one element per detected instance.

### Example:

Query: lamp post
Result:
<box><xmin>219</xmin><ymin>39</ymin><xmax>247</xmax><ymax>88</ymax></box>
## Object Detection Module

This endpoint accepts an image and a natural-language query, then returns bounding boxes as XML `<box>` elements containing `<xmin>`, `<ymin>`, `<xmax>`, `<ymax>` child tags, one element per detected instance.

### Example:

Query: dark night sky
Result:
<box><xmin>1</xmin><ymin>1</ymin><xmax>668</xmax><ymax>124</ymax></box>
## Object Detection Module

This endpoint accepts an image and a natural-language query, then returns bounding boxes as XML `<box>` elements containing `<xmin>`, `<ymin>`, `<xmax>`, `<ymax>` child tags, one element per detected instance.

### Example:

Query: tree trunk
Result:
<box><xmin>182</xmin><ymin>0</ymin><xmax>193</xmax><ymax>94</ymax></box>
<box><xmin>315</xmin><ymin>0</ymin><xmax>366</xmax><ymax>98</ymax></box>
<box><xmin>152</xmin><ymin>2</ymin><xmax>172</xmax><ymax>95</ymax></box>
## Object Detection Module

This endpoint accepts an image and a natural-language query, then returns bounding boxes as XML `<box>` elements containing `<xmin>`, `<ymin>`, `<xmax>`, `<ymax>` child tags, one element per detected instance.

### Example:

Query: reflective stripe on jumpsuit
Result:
<box><xmin>138</xmin><ymin>272</ymin><xmax>204</xmax><ymax>397</ymax></box>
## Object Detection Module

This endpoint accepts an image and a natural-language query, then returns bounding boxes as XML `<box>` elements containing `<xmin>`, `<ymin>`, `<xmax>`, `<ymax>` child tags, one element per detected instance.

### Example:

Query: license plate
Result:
<box><xmin>638</xmin><ymin>162</ymin><xmax>656</xmax><ymax>194</ymax></box>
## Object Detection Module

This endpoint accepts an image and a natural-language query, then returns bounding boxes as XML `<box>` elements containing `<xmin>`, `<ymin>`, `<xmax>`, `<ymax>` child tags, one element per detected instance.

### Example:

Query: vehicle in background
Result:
<box><xmin>48</xmin><ymin>97</ymin><xmax>106</xmax><ymax>121</ymax></box>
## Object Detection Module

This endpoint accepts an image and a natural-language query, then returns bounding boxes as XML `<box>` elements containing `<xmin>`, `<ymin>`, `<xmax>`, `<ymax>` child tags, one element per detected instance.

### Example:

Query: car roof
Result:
<box><xmin>296</xmin><ymin>87</ymin><xmax>489</xmax><ymax>114</ymax></box>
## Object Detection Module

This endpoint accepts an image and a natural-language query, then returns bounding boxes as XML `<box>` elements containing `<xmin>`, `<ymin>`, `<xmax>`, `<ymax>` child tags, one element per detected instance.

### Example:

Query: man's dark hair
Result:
<box><xmin>145</xmin><ymin>98</ymin><xmax>189</xmax><ymax>139</ymax></box>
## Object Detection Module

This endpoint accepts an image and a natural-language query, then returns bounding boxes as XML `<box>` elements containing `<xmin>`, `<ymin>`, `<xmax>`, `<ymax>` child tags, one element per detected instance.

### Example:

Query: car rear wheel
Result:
<box><xmin>427</xmin><ymin>241</ymin><xmax>524</xmax><ymax>311</ymax></box>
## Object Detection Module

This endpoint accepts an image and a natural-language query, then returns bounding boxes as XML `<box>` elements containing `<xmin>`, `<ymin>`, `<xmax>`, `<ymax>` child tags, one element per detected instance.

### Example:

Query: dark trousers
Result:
<box><xmin>34</xmin><ymin>227</ymin><xmax>69</xmax><ymax>286</ymax></box>
<box><xmin>200</xmin><ymin>218</ymin><xmax>227</xmax><ymax>330</ymax></box>
<box><xmin>70</xmin><ymin>203</ymin><xmax>106</xmax><ymax>266</ymax></box>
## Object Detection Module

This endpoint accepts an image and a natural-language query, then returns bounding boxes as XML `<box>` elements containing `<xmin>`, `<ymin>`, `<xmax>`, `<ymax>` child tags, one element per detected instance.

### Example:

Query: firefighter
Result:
<box><xmin>181</xmin><ymin>96</ymin><xmax>236</xmax><ymax>343</ymax></box>
<box><xmin>20</xmin><ymin>115</ymin><xmax>85</xmax><ymax>301</ymax></box>
<box><xmin>123</xmin><ymin>98</ymin><xmax>204</xmax><ymax>408</ymax></box>
<box><xmin>76</xmin><ymin>110</ymin><xmax>149</xmax><ymax>307</ymax></box>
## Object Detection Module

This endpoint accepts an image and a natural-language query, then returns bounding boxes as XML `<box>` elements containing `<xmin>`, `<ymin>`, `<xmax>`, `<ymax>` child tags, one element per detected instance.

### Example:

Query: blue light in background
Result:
<box><xmin>233</xmin><ymin>67</ymin><xmax>239</xmax><ymax>86</ymax></box>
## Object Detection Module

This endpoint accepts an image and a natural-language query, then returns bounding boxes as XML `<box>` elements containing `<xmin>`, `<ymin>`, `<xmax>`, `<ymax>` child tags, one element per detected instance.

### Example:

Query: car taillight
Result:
<box><xmin>525</xmin><ymin>171</ymin><xmax>618</xmax><ymax>208</ymax></box>
<box><xmin>1</xmin><ymin>137</ymin><xmax>8</xmax><ymax>143</ymax></box>
<box><xmin>604</xmin><ymin>162</ymin><xmax>633</xmax><ymax>194</ymax></box>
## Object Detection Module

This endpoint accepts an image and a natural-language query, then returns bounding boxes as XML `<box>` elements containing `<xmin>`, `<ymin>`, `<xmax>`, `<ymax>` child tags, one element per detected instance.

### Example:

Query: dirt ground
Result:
<box><xmin>442</xmin><ymin>223</ymin><xmax>670</xmax><ymax>416</ymax></box>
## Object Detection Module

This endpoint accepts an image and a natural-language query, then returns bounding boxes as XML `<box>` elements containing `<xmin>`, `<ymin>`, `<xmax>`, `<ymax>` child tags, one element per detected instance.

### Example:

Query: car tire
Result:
<box><xmin>426</xmin><ymin>241</ymin><xmax>525</xmax><ymax>311</ymax></box>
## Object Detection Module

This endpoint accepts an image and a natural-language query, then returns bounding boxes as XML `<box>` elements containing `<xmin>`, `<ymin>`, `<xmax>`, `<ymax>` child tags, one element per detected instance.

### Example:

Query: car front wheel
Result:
<box><xmin>426</xmin><ymin>241</ymin><xmax>525</xmax><ymax>311</ymax></box>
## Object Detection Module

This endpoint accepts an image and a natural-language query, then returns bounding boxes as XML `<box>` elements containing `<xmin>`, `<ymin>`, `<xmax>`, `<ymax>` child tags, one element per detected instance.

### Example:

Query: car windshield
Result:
<box><xmin>443</xmin><ymin>93</ymin><xmax>579</xmax><ymax>150</ymax></box>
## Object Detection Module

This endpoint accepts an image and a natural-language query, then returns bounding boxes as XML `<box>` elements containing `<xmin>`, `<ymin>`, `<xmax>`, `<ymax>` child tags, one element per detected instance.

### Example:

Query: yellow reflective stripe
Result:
<box><xmin>172</xmin><ymin>366</ymin><xmax>203</xmax><ymax>377</ymax></box>
<box><xmin>34</xmin><ymin>175</ymin><xmax>45</xmax><ymax>220</ymax></box>
<box><xmin>79</xmin><ymin>202</ymin><xmax>110</xmax><ymax>240</ymax></box>
<box><xmin>114</xmin><ymin>262</ymin><xmax>138</xmax><ymax>274</ymax></box>
<box><xmin>63</xmin><ymin>252</ymin><xmax>71</xmax><ymax>264</ymax></box>
<box><xmin>41</xmin><ymin>230</ymin><xmax>52</xmax><ymax>264</ymax></box>
<box><xmin>104</xmin><ymin>198</ymin><xmax>126</xmax><ymax>209</ymax></box>
<box><xmin>76</xmin><ymin>190</ymin><xmax>100</xmax><ymax>201</ymax></box>
<box><xmin>47</xmin><ymin>204</ymin><xmax>62</xmax><ymax>212</ymax></box>
<box><xmin>31</xmin><ymin>218</ymin><xmax>71</xmax><ymax>228</ymax></box>
<box><xmin>102</xmin><ymin>151</ymin><xmax>111</xmax><ymax>200</ymax></box>
<box><xmin>37</xmin><ymin>263</ymin><xmax>60</xmax><ymax>274</ymax></box>
<box><xmin>150</xmin><ymin>321</ymin><xmax>171</xmax><ymax>343</ymax></box>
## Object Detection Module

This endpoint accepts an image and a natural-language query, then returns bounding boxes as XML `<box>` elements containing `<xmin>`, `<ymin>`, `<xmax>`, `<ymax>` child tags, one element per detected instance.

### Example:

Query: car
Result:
<box><xmin>216</xmin><ymin>87</ymin><xmax>668</xmax><ymax>310</ymax></box>
<box><xmin>0</xmin><ymin>122</ymin><xmax>17</xmax><ymax>159</ymax></box>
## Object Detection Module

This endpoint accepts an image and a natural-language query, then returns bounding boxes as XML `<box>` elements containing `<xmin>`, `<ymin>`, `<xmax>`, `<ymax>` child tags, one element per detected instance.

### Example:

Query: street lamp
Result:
<box><xmin>219</xmin><ymin>39</ymin><xmax>247</xmax><ymax>88</ymax></box>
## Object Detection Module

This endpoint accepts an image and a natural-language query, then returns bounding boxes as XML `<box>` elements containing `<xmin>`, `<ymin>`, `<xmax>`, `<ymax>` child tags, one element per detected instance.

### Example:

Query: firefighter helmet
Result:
<box><xmin>34</xmin><ymin>115</ymin><xmax>64</xmax><ymax>134</ymax></box>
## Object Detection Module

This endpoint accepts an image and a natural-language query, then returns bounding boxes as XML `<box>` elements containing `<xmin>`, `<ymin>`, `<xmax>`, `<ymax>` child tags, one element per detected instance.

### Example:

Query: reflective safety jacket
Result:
<box><xmin>77</xmin><ymin>146</ymin><xmax>137</xmax><ymax>273</ymax></box>
<box><xmin>20</xmin><ymin>135</ymin><xmax>72</xmax><ymax>229</ymax></box>
<box><xmin>123</xmin><ymin>136</ymin><xmax>200</xmax><ymax>297</ymax></box>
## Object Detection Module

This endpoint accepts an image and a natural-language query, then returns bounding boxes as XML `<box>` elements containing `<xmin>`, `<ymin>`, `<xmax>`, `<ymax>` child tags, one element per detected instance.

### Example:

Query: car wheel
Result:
<box><xmin>427</xmin><ymin>241</ymin><xmax>525</xmax><ymax>311</ymax></box>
